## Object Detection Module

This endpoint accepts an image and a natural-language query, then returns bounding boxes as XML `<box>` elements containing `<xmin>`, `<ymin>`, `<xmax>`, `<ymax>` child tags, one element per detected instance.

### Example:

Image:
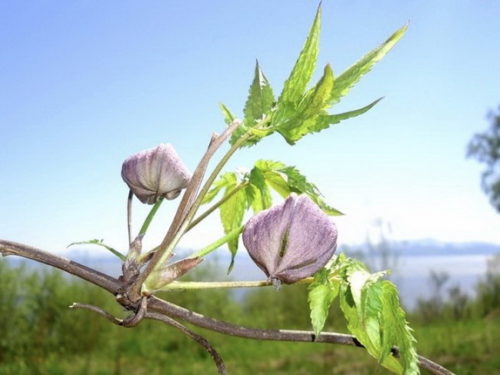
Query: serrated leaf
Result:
<box><xmin>316</xmin><ymin>97</ymin><xmax>383</xmax><ymax>131</ymax></box>
<box><xmin>247</xmin><ymin>167</ymin><xmax>272</xmax><ymax>213</ymax></box>
<box><xmin>263</xmin><ymin>171</ymin><xmax>291</xmax><ymax>197</ymax></box>
<box><xmin>252</xmin><ymin>159</ymin><xmax>342</xmax><ymax>215</ymax></box>
<box><xmin>340</xmin><ymin>280</ymin><xmax>403</xmax><ymax>374</ymax></box>
<box><xmin>244</xmin><ymin>61</ymin><xmax>275</xmax><ymax>127</ymax></box>
<box><xmin>281</xmin><ymin>165</ymin><xmax>343</xmax><ymax>216</ymax></box>
<box><xmin>309</xmin><ymin>195</ymin><xmax>343</xmax><ymax>216</ymax></box>
<box><xmin>220</xmin><ymin>103</ymin><xmax>236</xmax><ymax>125</ymax></box>
<box><xmin>279</xmin><ymin>6</ymin><xmax>322</xmax><ymax>105</ymax></box>
<box><xmin>280</xmin><ymin>97</ymin><xmax>383</xmax><ymax>144</ymax></box>
<box><xmin>300</xmin><ymin>64</ymin><xmax>335</xmax><ymax>117</ymax></box>
<box><xmin>202</xmin><ymin>172</ymin><xmax>237</xmax><ymax>204</ymax></box>
<box><xmin>277</xmin><ymin>64</ymin><xmax>335</xmax><ymax>144</ymax></box>
<box><xmin>219</xmin><ymin>176</ymin><xmax>247</xmax><ymax>272</ymax></box>
<box><xmin>308</xmin><ymin>268</ymin><xmax>339</xmax><ymax>335</ymax></box>
<box><xmin>67</xmin><ymin>239</ymin><xmax>125</xmax><ymax>261</ymax></box>
<box><xmin>329</xmin><ymin>25</ymin><xmax>408</xmax><ymax>106</ymax></box>
<box><xmin>228</xmin><ymin>63</ymin><xmax>275</xmax><ymax>148</ymax></box>
<box><xmin>339</xmin><ymin>260</ymin><xmax>419</xmax><ymax>375</ymax></box>
<box><xmin>380</xmin><ymin>281</ymin><xmax>420</xmax><ymax>375</ymax></box>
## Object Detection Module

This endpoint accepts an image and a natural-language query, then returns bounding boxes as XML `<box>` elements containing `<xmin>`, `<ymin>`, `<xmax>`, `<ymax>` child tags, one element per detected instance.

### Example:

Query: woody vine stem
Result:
<box><xmin>0</xmin><ymin>239</ymin><xmax>452</xmax><ymax>375</ymax></box>
<box><xmin>0</xmin><ymin>120</ymin><xmax>453</xmax><ymax>375</ymax></box>
<box><xmin>1</xmin><ymin>6</ymin><xmax>455</xmax><ymax>375</ymax></box>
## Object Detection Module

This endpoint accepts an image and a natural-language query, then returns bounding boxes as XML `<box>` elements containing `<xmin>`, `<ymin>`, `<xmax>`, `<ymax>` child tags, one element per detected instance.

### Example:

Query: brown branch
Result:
<box><xmin>70</xmin><ymin>302</ymin><xmax>124</xmax><ymax>325</ymax></box>
<box><xmin>0</xmin><ymin>239</ymin><xmax>453</xmax><ymax>375</ymax></box>
<box><xmin>0</xmin><ymin>239</ymin><xmax>120</xmax><ymax>293</ymax></box>
<box><xmin>146</xmin><ymin>312</ymin><xmax>228</xmax><ymax>375</ymax></box>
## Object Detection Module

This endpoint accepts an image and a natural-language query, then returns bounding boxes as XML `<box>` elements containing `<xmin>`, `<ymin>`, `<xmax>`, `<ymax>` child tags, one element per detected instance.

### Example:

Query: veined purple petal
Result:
<box><xmin>121</xmin><ymin>144</ymin><xmax>191</xmax><ymax>204</ymax></box>
<box><xmin>243</xmin><ymin>193</ymin><xmax>337</xmax><ymax>283</ymax></box>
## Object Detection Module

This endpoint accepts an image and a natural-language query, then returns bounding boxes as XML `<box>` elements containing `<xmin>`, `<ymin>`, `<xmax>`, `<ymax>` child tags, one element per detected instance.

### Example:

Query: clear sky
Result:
<box><xmin>1</xmin><ymin>0</ymin><xmax>499</xmax><ymax>256</ymax></box>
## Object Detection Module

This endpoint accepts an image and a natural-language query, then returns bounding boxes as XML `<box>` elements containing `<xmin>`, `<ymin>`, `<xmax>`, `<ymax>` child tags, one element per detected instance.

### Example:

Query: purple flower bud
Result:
<box><xmin>242</xmin><ymin>194</ymin><xmax>337</xmax><ymax>284</ymax></box>
<box><xmin>121</xmin><ymin>144</ymin><xmax>191</xmax><ymax>204</ymax></box>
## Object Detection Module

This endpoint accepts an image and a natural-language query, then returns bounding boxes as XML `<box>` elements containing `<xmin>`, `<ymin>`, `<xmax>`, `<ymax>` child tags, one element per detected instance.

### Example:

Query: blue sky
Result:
<box><xmin>1</xmin><ymin>0</ymin><xmax>499</xmax><ymax>256</ymax></box>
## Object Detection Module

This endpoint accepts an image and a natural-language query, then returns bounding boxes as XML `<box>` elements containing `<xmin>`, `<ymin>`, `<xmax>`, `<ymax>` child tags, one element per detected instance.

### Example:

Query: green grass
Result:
<box><xmin>1</xmin><ymin>258</ymin><xmax>499</xmax><ymax>374</ymax></box>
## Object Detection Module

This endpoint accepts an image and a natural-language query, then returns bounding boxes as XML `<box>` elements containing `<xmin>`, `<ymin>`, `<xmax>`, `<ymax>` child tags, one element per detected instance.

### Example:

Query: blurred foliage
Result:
<box><xmin>468</xmin><ymin>106</ymin><xmax>500</xmax><ymax>213</ymax></box>
<box><xmin>412</xmin><ymin>254</ymin><xmax>500</xmax><ymax>324</ymax></box>
<box><xmin>1</xmin><ymin>255</ymin><xmax>499</xmax><ymax>374</ymax></box>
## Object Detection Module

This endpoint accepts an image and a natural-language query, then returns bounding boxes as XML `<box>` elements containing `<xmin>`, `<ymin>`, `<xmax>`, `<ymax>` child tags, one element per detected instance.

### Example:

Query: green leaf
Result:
<box><xmin>316</xmin><ymin>97</ymin><xmax>383</xmax><ymax>131</ymax></box>
<box><xmin>67</xmin><ymin>239</ymin><xmax>125</xmax><ymax>261</ymax></box>
<box><xmin>277</xmin><ymin>64</ymin><xmax>335</xmax><ymax>143</ymax></box>
<box><xmin>219</xmin><ymin>174</ymin><xmax>247</xmax><ymax>272</ymax></box>
<box><xmin>281</xmin><ymin>165</ymin><xmax>343</xmax><ymax>215</ymax></box>
<box><xmin>228</xmin><ymin>62</ymin><xmax>275</xmax><ymax>147</ymax></box>
<box><xmin>252</xmin><ymin>159</ymin><xmax>343</xmax><ymax>215</ymax></box>
<box><xmin>279</xmin><ymin>97</ymin><xmax>382</xmax><ymax>144</ymax></box>
<box><xmin>247</xmin><ymin>167</ymin><xmax>272</xmax><ymax>213</ymax></box>
<box><xmin>308</xmin><ymin>268</ymin><xmax>339</xmax><ymax>335</ymax></box>
<box><xmin>329</xmin><ymin>25</ymin><xmax>408</xmax><ymax>106</ymax></box>
<box><xmin>219</xmin><ymin>103</ymin><xmax>236</xmax><ymax>125</ymax></box>
<box><xmin>202</xmin><ymin>172</ymin><xmax>236</xmax><ymax>204</ymax></box>
<box><xmin>380</xmin><ymin>281</ymin><xmax>420</xmax><ymax>375</ymax></box>
<box><xmin>279</xmin><ymin>5</ymin><xmax>322</xmax><ymax>105</ymax></box>
<box><xmin>338</xmin><ymin>258</ymin><xmax>420</xmax><ymax>375</ymax></box>
<box><xmin>300</xmin><ymin>64</ymin><xmax>335</xmax><ymax>117</ymax></box>
<box><xmin>264</xmin><ymin>172</ymin><xmax>290</xmax><ymax>197</ymax></box>
<box><xmin>244</xmin><ymin>61</ymin><xmax>275</xmax><ymax>128</ymax></box>
<box><xmin>255</xmin><ymin>160</ymin><xmax>290</xmax><ymax>197</ymax></box>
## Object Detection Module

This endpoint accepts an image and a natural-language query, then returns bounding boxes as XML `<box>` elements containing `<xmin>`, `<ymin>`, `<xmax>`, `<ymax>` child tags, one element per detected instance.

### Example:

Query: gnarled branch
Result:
<box><xmin>0</xmin><ymin>239</ymin><xmax>453</xmax><ymax>375</ymax></box>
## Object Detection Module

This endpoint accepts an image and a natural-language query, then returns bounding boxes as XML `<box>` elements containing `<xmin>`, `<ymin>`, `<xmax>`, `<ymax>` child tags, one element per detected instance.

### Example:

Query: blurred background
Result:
<box><xmin>1</xmin><ymin>1</ymin><xmax>499</xmax><ymax>374</ymax></box>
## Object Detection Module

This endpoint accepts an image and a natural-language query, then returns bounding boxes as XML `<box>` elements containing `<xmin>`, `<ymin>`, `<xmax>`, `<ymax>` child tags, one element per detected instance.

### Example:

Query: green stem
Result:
<box><xmin>160</xmin><ymin>277</ymin><xmax>314</xmax><ymax>290</ymax></box>
<box><xmin>186</xmin><ymin>182</ymin><xmax>249</xmax><ymax>233</ymax></box>
<box><xmin>138</xmin><ymin>198</ymin><xmax>164</xmax><ymax>237</ymax></box>
<box><xmin>152</xmin><ymin>133</ymin><xmax>253</xmax><ymax>271</ymax></box>
<box><xmin>189</xmin><ymin>225</ymin><xmax>244</xmax><ymax>259</ymax></box>
<box><xmin>127</xmin><ymin>190</ymin><xmax>133</xmax><ymax>245</ymax></box>
<box><xmin>148</xmin><ymin>117</ymin><xmax>269</xmax><ymax>283</ymax></box>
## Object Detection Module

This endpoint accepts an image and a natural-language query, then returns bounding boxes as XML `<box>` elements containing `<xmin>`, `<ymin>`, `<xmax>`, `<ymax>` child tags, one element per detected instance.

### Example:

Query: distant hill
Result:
<box><xmin>343</xmin><ymin>240</ymin><xmax>500</xmax><ymax>257</ymax></box>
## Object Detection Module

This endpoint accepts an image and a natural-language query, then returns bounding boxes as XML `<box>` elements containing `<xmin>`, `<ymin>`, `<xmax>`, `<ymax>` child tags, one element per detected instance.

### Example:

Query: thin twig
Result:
<box><xmin>146</xmin><ymin>312</ymin><xmax>228</xmax><ymax>375</ymax></box>
<box><xmin>70</xmin><ymin>297</ymin><xmax>147</xmax><ymax>328</ymax></box>
<box><xmin>70</xmin><ymin>302</ymin><xmax>124</xmax><ymax>325</ymax></box>
<box><xmin>69</xmin><ymin>301</ymin><xmax>227</xmax><ymax>374</ymax></box>
<box><xmin>122</xmin><ymin>296</ymin><xmax>148</xmax><ymax>327</ymax></box>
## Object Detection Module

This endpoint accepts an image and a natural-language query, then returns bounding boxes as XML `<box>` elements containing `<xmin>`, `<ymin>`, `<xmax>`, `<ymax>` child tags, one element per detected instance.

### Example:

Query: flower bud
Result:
<box><xmin>242</xmin><ymin>193</ymin><xmax>337</xmax><ymax>284</ymax></box>
<box><xmin>143</xmin><ymin>257</ymin><xmax>203</xmax><ymax>294</ymax></box>
<box><xmin>121</xmin><ymin>144</ymin><xmax>191</xmax><ymax>204</ymax></box>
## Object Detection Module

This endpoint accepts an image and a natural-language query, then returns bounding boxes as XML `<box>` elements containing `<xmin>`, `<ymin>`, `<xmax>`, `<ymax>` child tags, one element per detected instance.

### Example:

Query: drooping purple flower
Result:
<box><xmin>242</xmin><ymin>193</ymin><xmax>337</xmax><ymax>284</ymax></box>
<box><xmin>121</xmin><ymin>144</ymin><xmax>191</xmax><ymax>204</ymax></box>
